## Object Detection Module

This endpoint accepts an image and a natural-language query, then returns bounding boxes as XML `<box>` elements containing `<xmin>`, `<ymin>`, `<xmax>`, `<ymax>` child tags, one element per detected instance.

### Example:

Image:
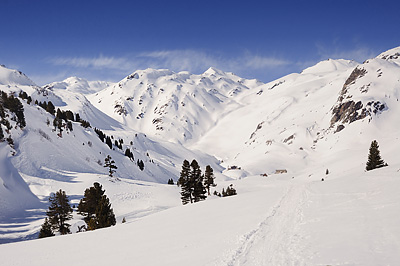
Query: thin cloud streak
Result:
<box><xmin>44</xmin><ymin>46</ymin><xmax>374</xmax><ymax>85</ymax></box>
<box><xmin>49</xmin><ymin>55</ymin><xmax>134</xmax><ymax>71</ymax></box>
<box><xmin>47</xmin><ymin>50</ymin><xmax>292</xmax><ymax>77</ymax></box>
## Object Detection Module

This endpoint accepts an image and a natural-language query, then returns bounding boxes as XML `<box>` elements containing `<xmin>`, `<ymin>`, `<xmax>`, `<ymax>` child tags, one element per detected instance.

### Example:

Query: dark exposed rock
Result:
<box><xmin>331</xmin><ymin>100</ymin><xmax>367</xmax><ymax>125</ymax></box>
<box><xmin>335</xmin><ymin>124</ymin><xmax>345</xmax><ymax>133</ymax></box>
<box><xmin>337</xmin><ymin>67</ymin><xmax>367</xmax><ymax>102</ymax></box>
<box><xmin>283</xmin><ymin>134</ymin><xmax>295</xmax><ymax>144</ymax></box>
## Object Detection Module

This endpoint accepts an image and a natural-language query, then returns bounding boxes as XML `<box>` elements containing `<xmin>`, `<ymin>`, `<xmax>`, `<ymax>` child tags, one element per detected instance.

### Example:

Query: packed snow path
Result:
<box><xmin>227</xmin><ymin>183</ymin><xmax>309</xmax><ymax>266</ymax></box>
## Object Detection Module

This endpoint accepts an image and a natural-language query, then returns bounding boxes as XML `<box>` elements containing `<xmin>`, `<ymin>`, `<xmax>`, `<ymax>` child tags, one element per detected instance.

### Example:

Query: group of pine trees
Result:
<box><xmin>0</xmin><ymin>90</ymin><xmax>25</xmax><ymax>129</ymax></box>
<box><xmin>95</xmin><ymin>128</ymin><xmax>145</xmax><ymax>171</ymax></box>
<box><xmin>177</xmin><ymin>160</ymin><xmax>216</xmax><ymax>205</ymax></box>
<box><xmin>39</xmin><ymin>183</ymin><xmax>116</xmax><ymax>238</ymax></box>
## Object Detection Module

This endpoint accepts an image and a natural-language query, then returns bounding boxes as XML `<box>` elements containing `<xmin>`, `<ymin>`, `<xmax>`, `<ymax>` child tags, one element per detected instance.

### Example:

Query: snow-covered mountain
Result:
<box><xmin>44</xmin><ymin>76</ymin><xmax>112</xmax><ymax>95</ymax></box>
<box><xmin>1</xmin><ymin>47</ymin><xmax>400</xmax><ymax>265</ymax></box>
<box><xmin>89</xmin><ymin>67</ymin><xmax>263</xmax><ymax>143</ymax></box>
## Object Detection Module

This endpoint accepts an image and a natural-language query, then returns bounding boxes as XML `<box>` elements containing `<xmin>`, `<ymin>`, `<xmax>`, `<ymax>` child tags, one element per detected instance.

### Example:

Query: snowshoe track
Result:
<box><xmin>226</xmin><ymin>184</ymin><xmax>309</xmax><ymax>266</ymax></box>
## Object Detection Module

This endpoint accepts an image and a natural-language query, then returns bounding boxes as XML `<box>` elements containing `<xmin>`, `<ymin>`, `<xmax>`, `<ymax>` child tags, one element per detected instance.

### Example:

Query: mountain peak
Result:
<box><xmin>203</xmin><ymin>67</ymin><xmax>226</xmax><ymax>76</ymax></box>
<box><xmin>0</xmin><ymin>65</ymin><xmax>36</xmax><ymax>86</ymax></box>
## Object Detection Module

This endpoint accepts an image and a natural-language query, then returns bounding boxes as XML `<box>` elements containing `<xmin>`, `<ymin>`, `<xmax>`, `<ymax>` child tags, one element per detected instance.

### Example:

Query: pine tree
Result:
<box><xmin>53</xmin><ymin>117</ymin><xmax>63</xmax><ymax>136</ymax></box>
<box><xmin>105</xmin><ymin>136</ymin><xmax>112</xmax><ymax>149</ymax></box>
<box><xmin>177</xmin><ymin>160</ymin><xmax>190</xmax><ymax>187</ymax></box>
<box><xmin>138</xmin><ymin>159</ymin><xmax>144</xmax><ymax>171</ymax></box>
<box><xmin>78</xmin><ymin>182</ymin><xmax>105</xmax><ymax>224</ymax></box>
<box><xmin>46</xmin><ymin>189</ymin><xmax>73</xmax><ymax>235</ymax></box>
<box><xmin>46</xmin><ymin>101</ymin><xmax>55</xmax><ymax>115</ymax></box>
<box><xmin>0</xmin><ymin>125</ymin><xmax>3</xmax><ymax>141</ymax></box>
<box><xmin>125</xmin><ymin>148</ymin><xmax>131</xmax><ymax>157</ymax></box>
<box><xmin>180</xmin><ymin>178</ymin><xmax>192</xmax><ymax>205</ymax></box>
<box><xmin>88</xmin><ymin>195</ymin><xmax>116</xmax><ymax>230</ymax></box>
<box><xmin>65</xmin><ymin>110</ymin><xmax>74</xmax><ymax>121</ymax></box>
<box><xmin>38</xmin><ymin>217</ymin><xmax>54</xmax><ymax>238</ymax></box>
<box><xmin>204</xmin><ymin>165</ymin><xmax>216</xmax><ymax>195</ymax></box>
<box><xmin>193</xmin><ymin>175</ymin><xmax>207</xmax><ymax>202</ymax></box>
<box><xmin>366</xmin><ymin>140</ymin><xmax>388</xmax><ymax>171</ymax></box>
<box><xmin>13</xmin><ymin>97</ymin><xmax>25</xmax><ymax>128</ymax></box>
<box><xmin>226</xmin><ymin>184</ymin><xmax>237</xmax><ymax>196</ymax></box>
<box><xmin>190</xmin><ymin>160</ymin><xmax>206</xmax><ymax>202</ymax></box>
<box><xmin>179</xmin><ymin>160</ymin><xmax>193</xmax><ymax>204</ymax></box>
<box><xmin>78</xmin><ymin>182</ymin><xmax>116</xmax><ymax>230</ymax></box>
<box><xmin>104</xmin><ymin>155</ymin><xmax>117</xmax><ymax>177</ymax></box>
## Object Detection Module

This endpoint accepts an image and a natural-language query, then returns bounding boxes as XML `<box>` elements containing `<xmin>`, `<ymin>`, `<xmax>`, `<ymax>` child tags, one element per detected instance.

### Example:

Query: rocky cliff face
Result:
<box><xmin>330</xmin><ymin>47</ymin><xmax>400</xmax><ymax>132</ymax></box>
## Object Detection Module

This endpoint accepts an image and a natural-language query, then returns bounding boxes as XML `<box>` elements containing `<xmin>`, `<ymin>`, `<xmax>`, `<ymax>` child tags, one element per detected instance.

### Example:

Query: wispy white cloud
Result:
<box><xmin>242</xmin><ymin>55</ymin><xmax>291</xmax><ymax>69</ymax></box>
<box><xmin>137</xmin><ymin>50</ymin><xmax>220</xmax><ymax>73</ymax></box>
<box><xmin>44</xmin><ymin>49</ymin><xmax>295</xmax><ymax>83</ymax></box>
<box><xmin>48</xmin><ymin>50</ymin><xmax>291</xmax><ymax>73</ymax></box>
<box><xmin>48</xmin><ymin>55</ymin><xmax>134</xmax><ymax>71</ymax></box>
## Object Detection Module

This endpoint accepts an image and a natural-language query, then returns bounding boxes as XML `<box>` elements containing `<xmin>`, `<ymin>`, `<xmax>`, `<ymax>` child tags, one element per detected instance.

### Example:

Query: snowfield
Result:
<box><xmin>1</xmin><ymin>168</ymin><xmax>400</xmax><ymax>265</ymax></box>
<box><xmin>1</xmin><ymin>46</ymin><xmax>400</xmax><ymax>265</ymax></box>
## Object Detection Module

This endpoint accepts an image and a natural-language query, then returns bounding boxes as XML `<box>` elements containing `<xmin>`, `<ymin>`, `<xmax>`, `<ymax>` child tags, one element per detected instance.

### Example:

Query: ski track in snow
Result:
<box><xmin>225</xmin><ymin>183</ymin><xmax>310</xmax><ymax>266</ymax></box>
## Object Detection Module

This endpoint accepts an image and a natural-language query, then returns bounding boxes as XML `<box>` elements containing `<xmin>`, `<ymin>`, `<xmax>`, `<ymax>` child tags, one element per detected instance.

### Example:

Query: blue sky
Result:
<box><xmin>1</xmin><ymin>0</ymin><xmax>399</xmax><ymax>85</ymax></box>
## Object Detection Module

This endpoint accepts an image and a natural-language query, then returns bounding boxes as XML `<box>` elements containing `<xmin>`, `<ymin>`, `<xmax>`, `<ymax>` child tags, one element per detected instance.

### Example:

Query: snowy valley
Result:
<box><xmin>0</xmin><ymin>46</ymin><xmax>400</xmax><ymax>265</ymax></box>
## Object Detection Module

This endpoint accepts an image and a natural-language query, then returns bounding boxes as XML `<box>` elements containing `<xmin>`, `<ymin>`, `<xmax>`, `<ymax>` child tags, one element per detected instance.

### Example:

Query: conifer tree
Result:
<box><xmin>177</xmin><ymin>160</ymin><xmax>190</xmax><ymax>187</ymax></box>
<box><xmin>46</xmin><ymin>189</ymin><xmax>73</xmax><ymax>235</ymax></box>
<box><xmin>13</xmin><ymin>97</ymin><xmax>25</xmax><ymax>128</ymax></box>
<box><xmin>78</xmin><ymin>182</ymin><xmax>105</xmax><ymax>224</ymax></box>
<box><xmin>137</xmin><ymin>159</ymin><xmax>144</xmax><ymax>171</ymax></box>
<box><xmin>105</xmin><ymin>136</ymin><xmax>112</xmax><ymax>149</ymax></box>
<box><xmin>125</xmin><ymin>148</ymin><xmax>131</xmax><ymax>157</ymax></box>
<box><xmin>204</xmin><ymin>165</ymin><xmax>216</xmax><ymax>195</ymax></box>
<box><xmin>46</xmin><ymin>101</ymin><xmax>55</xmax><ymax>115</ymax></box>
<box><xmin>179</xmin><ymin>160</ymin><xmax>194</xmax><ymax>204</ymax></box>
<box><xmin>226</xmin><ymin>184</ymin><xmax>237</xmax><ymax>196</ymax></box>
<box><xmin>104</xmin><ymin>155</ymin><xmax>117</xmax><ymax>177</ymax></box>
<box><xmin>180</xmin><ymin>178</ymin><xmax>193</xmax><ymax>205</ymax></box>
<box><xmin>190</xmin><ymin>160</ymin><xmax>207</xmax><ymax>202</ymax></box>
<box><xmin>88</xmin><ymin>195</ymin><xmax>116</xmax><ymax>230</ymax></box>
<box><xmin>65</xmin><ymin>110</ymin><xmax>74</xmax><ymax>121</ymax></box>
<box><xmin>0</xmin><ymin>125</ymin><xmax>3</xmax><ymax>141</ymax></box>
<box><xmin>38</xmin><ymin>217</ymin><xmax>54</xmax><ymax>238</ymax></box>
<box><xmin>366</xmin><ymin>140</ymin><xmax>388</xmax><ymax>171</ymax></box>
<box><xmin>78</xmin><ymin>182</ymin><xmax>116</xmax><ymax>230</ymax></box>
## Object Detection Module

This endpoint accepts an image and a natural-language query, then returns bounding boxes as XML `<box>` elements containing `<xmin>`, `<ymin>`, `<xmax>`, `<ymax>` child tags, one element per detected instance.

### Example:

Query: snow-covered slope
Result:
<box><xmin>1</xmin><ymin>166</ymin><xmax>399</xmax><ymax>265</ymax></box>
